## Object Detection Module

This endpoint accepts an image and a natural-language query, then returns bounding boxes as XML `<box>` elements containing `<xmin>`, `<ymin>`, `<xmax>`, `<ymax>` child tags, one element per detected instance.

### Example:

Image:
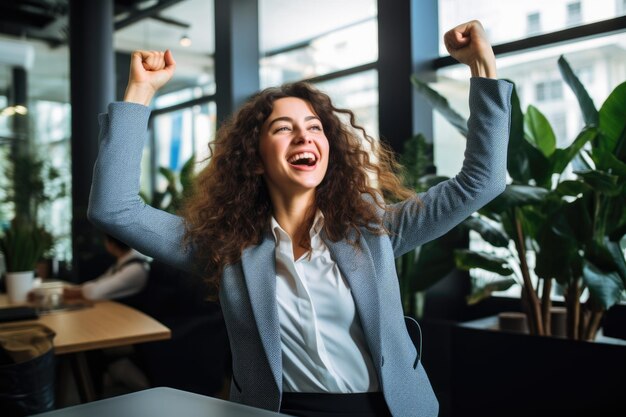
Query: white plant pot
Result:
<box><xmin>5</xmin><ymin>270</ymin><xmax>35</xmax><ymax>304</ymax></box>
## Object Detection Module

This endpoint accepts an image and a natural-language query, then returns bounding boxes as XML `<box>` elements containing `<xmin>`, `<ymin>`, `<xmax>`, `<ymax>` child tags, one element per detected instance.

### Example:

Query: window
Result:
<box><xmin>149</xmin><ymin>102</ymin><xmax>216</xmax><ymax>199</ymax></box>
<box><xmin>567</xmin><ymin>2</ymin><xmax>582</xmax><ymax>26</ymax></box>
<box><xmin>314</xmin><ymin>70</ymin><xmax>379</xmax><ymax>138</ymax></box>
<box><xmin>260</xmin><ymin>19</ymin><xmax>377</xmax><ymax>87</ymax></box>
<box><xmin>527</xmin><ymin>12</ymin><xmax>541</xmax><ymax>35</ymax></box>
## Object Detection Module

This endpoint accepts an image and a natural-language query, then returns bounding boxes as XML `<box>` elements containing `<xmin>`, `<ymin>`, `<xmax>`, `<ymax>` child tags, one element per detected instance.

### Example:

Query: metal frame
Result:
<box><xmin>434</xmin><ymin>15</ymin><xmax>626</xmax><ymax>69</ymax></box>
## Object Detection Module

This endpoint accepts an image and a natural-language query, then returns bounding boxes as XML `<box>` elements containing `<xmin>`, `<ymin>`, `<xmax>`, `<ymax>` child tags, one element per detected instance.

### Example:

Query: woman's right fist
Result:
<box><xmin>124</xmin><ymin>49</ymin><xmax>176</xmax><ymax>106</ymax></box>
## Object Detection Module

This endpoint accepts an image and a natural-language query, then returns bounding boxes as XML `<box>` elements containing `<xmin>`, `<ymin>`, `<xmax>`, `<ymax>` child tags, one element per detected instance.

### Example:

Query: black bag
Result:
<box><xmin>0</xmin><ymin>323</ymin><xmax>56</xmax><ymax>416</ymax></box>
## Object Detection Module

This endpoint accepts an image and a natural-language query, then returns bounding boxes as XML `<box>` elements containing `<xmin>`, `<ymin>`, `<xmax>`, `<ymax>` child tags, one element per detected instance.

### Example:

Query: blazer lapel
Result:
<box><xmin>241</xmin><ymin>234</ymin><xmax>282</xmax><ymax>389</ymax></box>
<box><xmin>325</xmin><ymin>233</ymin><xmax>383</xmax><ymax>362</ymax></box>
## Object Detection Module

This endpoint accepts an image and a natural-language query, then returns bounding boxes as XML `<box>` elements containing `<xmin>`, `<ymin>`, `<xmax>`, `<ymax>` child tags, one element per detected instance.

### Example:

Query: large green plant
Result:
<box><xmin>410</xmin><ymin>56</ymin><xmax>626</xmax><ymax>340</ymax></box>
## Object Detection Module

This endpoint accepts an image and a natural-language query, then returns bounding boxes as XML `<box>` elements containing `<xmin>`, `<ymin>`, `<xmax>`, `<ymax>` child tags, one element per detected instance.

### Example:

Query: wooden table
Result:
<box><xmin>0</xmin><ymin>294</ymin><xmax>171</xmax><ymax>402</ymax></box>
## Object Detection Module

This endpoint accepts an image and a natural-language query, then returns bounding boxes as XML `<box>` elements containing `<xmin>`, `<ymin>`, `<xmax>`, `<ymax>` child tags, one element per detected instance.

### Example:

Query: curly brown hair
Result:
<box><xmin>181</xmin><ymin>81</ymin><xmax>416</xmax><ymax>291</ymax></box>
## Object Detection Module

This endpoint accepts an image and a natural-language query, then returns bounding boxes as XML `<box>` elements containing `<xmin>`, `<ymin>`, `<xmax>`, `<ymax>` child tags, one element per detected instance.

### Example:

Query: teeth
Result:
<box><xmin>287</xmin><ymin>152</ymin><xmax>317</xmax><ymax>164</ymax></box>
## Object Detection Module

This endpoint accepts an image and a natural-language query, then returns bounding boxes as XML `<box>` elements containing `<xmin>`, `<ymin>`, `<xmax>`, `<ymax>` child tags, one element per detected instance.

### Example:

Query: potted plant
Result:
<box><xmin>0</xmin><ymin>218</ymin><xmax>47</xmax><ymax>303</ymax></box>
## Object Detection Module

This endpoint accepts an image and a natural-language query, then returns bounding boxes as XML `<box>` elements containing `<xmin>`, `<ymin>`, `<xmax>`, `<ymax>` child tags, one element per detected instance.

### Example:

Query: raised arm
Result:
<box><xmin>88</xmin><ymin>50</ymin><xmax>195</xmax><ymax>271</ymax></box>
<box><xmin>386</xmin><ymin>21</ymin><xmax>512</xmax><ymax>256</ymax></box>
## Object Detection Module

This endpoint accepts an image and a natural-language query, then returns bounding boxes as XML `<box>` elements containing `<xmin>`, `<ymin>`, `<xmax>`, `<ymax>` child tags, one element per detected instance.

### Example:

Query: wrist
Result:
<box><xmin>470</xmin><ymin>58</ymin><xmax>497</xmax><ymax>79</ymax></box>
<box><xmin>124</xmin><ymin>83</ymin><xmax>156</xmax><ymax>106</ymax></box>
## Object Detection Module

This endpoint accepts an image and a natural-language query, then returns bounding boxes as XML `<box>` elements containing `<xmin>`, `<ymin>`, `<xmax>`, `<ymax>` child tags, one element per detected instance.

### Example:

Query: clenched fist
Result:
<box><xmin>444</xmin><ymin>20</ymin><xmax>496</xmax><ymax>78</ymax></box>
<box><xmin>124</xmin><ymin>49</ymin><xmax>176</xmax><ymax>106</ymax></box>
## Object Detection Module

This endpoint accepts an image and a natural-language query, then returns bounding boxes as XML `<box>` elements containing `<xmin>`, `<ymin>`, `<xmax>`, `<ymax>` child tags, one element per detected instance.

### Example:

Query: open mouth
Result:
<box><xmin>287</xmin><ymin>151</ymin><xmax>318</xmax><ymax>167</ymax></box>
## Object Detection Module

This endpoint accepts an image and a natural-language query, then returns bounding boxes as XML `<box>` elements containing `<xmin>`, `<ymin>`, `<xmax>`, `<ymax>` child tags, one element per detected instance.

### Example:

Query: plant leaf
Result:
<box><xmin>467</xmin><ymin>277</ymin><xmax>516</xmax><ymax>305</ymax></box>
<box><xmin>462</xmin><ymin>216</ymin><xmax>510</xmax><ymax>247</ymax></box>
<box><xmin>484</xmin><ymin>185</ymin><xmax>549</xmax><ymax>214</ymax></box>
<box><xmin>591</xmin><ymin>147</ymin><xmax>626</xmax><ymax>177</ymax></box>
<box><xmin>575</xmin><ymin>170</ymin><xmax>620</xmax><ymax>196</ymax></box>
<box><xmin>582</xmin><ymin>260</ymin><xmax>624</xmax><ymax>310</ymax></box>
<box><xmin>558</xmin><ymin>55</ymin><xmax>598</xmax><ymax>126</ymax></box>
<box><xmin>599</xmin><ymin>81</ymin><xmax>626</xmax><ymax>154</ymax></box>
<box><xmin>604</xmin><ymin>239</ymin><xmax>626</xmax><ymax>287</ymax></box>
<box><xmin>507</xmin><ymin>83</ymin><xmax>532</xmax><ymax>182</ymax></box>
<box><xmin>410</xmin><ymin>75</ymin><xmax>468</xmax><ymax>137</ymax></box>
<box><xmin>551</xmin><ymin>196</ymin><xmax>593</xmax><ymax>244</ymax></box>
<box><xmin>524</xmin><ymin>105</ymin><xmax>557</xmax><ymax>157</ymax></box>
<box><xmin>550</xmin><ymin>127</ymin><xmax>597</xmax><ymax>175</ymax></box>
<box><xmin>180</xmin><ymin>154</ymin><xmax>196</xmax><ymax>196</ymax></box>
<box><xmin>410</xmin><ymin>226</ymin><xmax>467</xmax><ymax>292</ymax></box>
<box><xmin>454</xmin><ymin>249</ymin><xmax>513</xmax><ymax>276</ymax></box>
<box><xmin>401</xmin><ymin>134</ymin><xmax>436</xmax><ymax>191</ymax></box>
<box><xmin>554</xmin><ymin>180</ymin><xmax>592</xmax><ymax>197</ymax></box>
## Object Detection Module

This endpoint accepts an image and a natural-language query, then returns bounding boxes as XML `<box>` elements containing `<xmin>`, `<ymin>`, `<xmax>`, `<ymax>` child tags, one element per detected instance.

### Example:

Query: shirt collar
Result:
<box><xmin>270</xmin><ymin>210</ymin><xmax>325</xmax><ymax>244</ymax></box>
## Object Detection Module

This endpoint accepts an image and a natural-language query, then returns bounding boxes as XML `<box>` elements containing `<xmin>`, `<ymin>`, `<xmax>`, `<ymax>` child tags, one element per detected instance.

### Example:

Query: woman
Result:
<box><xmin>89</xmin><ymin>20</ymin><xmax>512</xmax><ymax>417</ymax></box>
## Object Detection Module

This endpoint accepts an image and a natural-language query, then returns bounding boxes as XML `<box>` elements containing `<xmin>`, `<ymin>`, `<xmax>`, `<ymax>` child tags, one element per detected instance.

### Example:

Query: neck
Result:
<box><xmin>269</xmin><ymin>189</ymin><xmax>316</xmax><ymax>245</ymax></box>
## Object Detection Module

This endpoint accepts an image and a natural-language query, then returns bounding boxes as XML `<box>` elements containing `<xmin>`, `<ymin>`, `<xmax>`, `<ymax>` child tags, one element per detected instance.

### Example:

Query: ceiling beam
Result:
<box><xmin>114</xmin><ymin>0</ymin><xmax>186</xmax><ymax>30</ymax></box>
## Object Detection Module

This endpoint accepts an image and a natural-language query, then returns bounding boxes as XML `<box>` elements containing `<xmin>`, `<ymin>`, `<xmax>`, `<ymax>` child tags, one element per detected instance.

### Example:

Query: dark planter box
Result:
<box><xmin>450</xmin><ymin>316</ymin><xmax>626</xmax><ymax>417</ymax></box>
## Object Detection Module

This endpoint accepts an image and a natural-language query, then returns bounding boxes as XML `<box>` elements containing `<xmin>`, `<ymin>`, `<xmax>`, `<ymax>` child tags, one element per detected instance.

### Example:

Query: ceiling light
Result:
<box><xmin>0</xmin><ymin>105</ymin><xmax>28</xmax><ymax>117</ymax></box>
<box><xmin>180</xmin><ymin>34</ymin><xmax>192</xmax><ymax>47</ymax></box>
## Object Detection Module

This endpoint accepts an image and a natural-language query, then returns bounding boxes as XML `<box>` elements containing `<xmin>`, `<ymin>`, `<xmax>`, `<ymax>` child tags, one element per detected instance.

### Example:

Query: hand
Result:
<box><xmin>124</xmin><ymin>49</ymin><xmax>176</xmax><ymax>106</ymax></box>
<box><xmin>63</xmin><ymin>286</ymin><xmax>86</xmax><ymax>301</ymax></box>
<box><xmin>444</xmin><ymin>20</ymin><xmax>496</xmax><ymax>79</ymax></box>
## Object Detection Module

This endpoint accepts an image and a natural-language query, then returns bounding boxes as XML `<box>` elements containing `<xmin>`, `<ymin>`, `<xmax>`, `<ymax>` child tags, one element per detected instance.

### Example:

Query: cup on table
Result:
<box><xmin>30</xmin><ymin>281</ymin><xmax>66</xmax><ymax>310</ymax></box>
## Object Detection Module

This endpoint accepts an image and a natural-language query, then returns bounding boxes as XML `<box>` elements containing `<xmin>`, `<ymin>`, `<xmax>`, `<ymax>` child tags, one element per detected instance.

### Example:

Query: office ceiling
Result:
<box><xmin>0</xmin><ymin>0</ymin><xmax>375</xmax><ymax>102</ymax></box>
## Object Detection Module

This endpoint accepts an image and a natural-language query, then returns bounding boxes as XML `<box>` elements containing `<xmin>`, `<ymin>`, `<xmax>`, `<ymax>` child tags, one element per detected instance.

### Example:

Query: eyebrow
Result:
<box><xmin>267</xmin><ymin>115</ymin><xmax>320</xmax><ymax>129</ymax></box>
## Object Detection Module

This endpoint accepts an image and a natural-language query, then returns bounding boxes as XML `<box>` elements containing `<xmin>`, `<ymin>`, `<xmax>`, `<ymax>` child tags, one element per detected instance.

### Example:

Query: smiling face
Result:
<box><xmin>259</xmin><ymin>97</ymin><xmax>330</xmax><ymax>201</ymax></box>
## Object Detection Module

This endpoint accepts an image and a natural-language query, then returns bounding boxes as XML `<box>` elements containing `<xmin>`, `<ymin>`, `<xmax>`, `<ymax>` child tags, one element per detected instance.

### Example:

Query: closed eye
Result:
<box><xmin>274</xmin><ymin>126</ymin><xmax>291</xmax><ymax>133</ymax></box>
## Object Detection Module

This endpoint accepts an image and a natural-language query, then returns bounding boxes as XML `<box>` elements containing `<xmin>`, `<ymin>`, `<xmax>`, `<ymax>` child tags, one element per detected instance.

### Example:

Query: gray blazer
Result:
<box><xmin>88</xmin><ymin>77</ymin><xmax>512</xmax><ymax>417</ymax></box>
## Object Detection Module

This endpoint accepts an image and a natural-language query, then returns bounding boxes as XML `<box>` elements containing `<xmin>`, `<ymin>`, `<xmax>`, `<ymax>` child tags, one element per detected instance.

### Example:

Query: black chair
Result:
<box><xmin>119</xmin><ymin>260</ymin><xmax>230</xmax><ymax>397</ymax></box>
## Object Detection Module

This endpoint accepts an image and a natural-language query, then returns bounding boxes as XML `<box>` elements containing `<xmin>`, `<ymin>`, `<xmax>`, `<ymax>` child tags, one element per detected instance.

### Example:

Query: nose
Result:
<box><xmin>294</xmin><ymin>128</ymin><xmax>313</xmax><ymax>144</ymax></box>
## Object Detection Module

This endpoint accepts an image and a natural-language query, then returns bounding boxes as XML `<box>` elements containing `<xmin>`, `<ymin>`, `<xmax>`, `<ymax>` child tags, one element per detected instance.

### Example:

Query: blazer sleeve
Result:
<box><xmin>87</xmin><ymin>102</ymin><xmax>195</xmax><ymax>272</ymax></box>
<box><xmin>385</xmin><ymin>77</ymin><xmax>513</xmax><ymax>257</ymax></box>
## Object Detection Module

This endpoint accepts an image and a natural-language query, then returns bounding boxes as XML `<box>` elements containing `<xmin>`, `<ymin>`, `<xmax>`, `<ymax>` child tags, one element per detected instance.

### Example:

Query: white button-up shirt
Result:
<box><xmin>271</xmin><ymin>212</ymin><xmax>379</xmax><ymax>393</ymax></box>
<box><xmin>81</xmin><ymin>249</ymin><xmax>149</xmax><ymax>300</ymax></box>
